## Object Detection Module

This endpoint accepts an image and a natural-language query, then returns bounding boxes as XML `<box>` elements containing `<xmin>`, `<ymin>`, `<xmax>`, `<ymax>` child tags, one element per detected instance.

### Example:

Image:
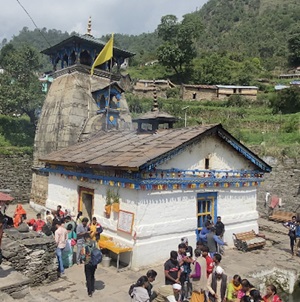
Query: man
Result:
<box><xmin>206</xmin><ymin>227</ymin><xmax>226</xmax><ymax>257</ymax></box>
<box><xmin>76</xmin><ymin>217</ymin><xmax>90</xmax><ymax>264</ymax></box>
<box><xmin>215</xmin><ymin>217</ymin><xmax>225</xmax><ymax>238</ymax></box>
<box><xmin>0</xmin><ymin>213</ymin><xmax>3</xmax><ymax>265</ymax></box>
<box><xmin>207</xmin><ymin>266</ymin><xmax>227</xmax><ymax>302</ymax></box>
<box><xmin>88</xmin><ymin>217</ymin><xmax>103</xmax><ymax>242</ymax></box>
<box><xmin>215</xmin><ymin>216</ymin><xmax>225</xmax><ymax>254</ymax></box>
<box><xmin>284</xmin><ymin>215</ymin><xmax>297</xmax><ymax>256</ymax></box>
<box><xmin>146</xmin><ymin>269</ymin><xmax>158</xmax><ymax>301</ymax></box>
<box><xmin>164</xmin><ymin>251</ymin><xmax>181</xmax><ymax>285</ymax></box>
<box><xmin>294</xmin><ymin>220</ymin><xmax>300</xmax><ymax>256</ymax></box>
<box><xmin>177</xmin><ymin>243</ymin><xmax>191</xmax><ymax>301</ymax></box>
<box><xmin>83</xmin><ymin>233</ymin><xmax>98</xmax><ymax>297</ymax></box>
<box><xmin>189</xmin><ymin>249</ymin><xmax>207</xmax><ymax>302</ymax></box>
<box><xmin>54</xmin><ymin>220</ymin><xmax>68</xmax><ymax>275</ymax></box>
<box><xmin>212</xmin><ymin>253</ymin><xmax>222</xmax><ymax>273</ymax></box>
<box><xmin>33</xmin><ymin>213</ymin><xmax>45</xmax><ymax>232</ymax></box>
<box><xmin>201</xmin><ymin>246</ymin><xmax>214</xmax><ymax>277</ymax></box>
<box><xmin>56</xmin><ymin>205</ymin><xmax>64</xmax><ymax>218</ymax></box>
<box><xmin>64</xmin><ymin>215</ymin><xmax>76</xmax><ymax>232</ymax></box>
<box><xmin>153</xmin><ymin>284</ymin><xmax>181</xmax><ymax>302</ymax></box>
<box><xmin>198</xmin><ymin>221</ymin><xmax>211</xmax><ymax>245</ymax></box>
<box><xmin>181</xmin><ymin>237</ymin><xmax>193</xmax><ymax>257</ymax></box>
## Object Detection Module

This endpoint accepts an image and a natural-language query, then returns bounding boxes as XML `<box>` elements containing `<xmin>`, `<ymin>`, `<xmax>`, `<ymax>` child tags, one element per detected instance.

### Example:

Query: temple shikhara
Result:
<box><xmin>30</xmin><ymin>19</ymin><xmax>271</xmax><ymax>269</ymax></box>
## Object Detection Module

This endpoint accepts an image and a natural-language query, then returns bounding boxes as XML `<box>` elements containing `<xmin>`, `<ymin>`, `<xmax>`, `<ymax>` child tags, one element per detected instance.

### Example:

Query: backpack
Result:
<box><xmin>90</xmin><ymin>248</ymin><xmax>102</xmax><ymax>266</ymax></box>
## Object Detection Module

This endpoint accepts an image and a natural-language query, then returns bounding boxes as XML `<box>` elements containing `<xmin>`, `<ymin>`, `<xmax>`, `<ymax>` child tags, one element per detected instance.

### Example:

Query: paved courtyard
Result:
<box><xmin>3</xmin><ymin>204</ymin><xmax>300</xmax><ymax>301</ymax></box>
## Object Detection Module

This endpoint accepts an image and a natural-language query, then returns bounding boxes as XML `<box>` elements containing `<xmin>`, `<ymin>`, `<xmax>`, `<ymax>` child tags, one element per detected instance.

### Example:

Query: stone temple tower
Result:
<box><xmin>31</xmin><ymin>20</ymin><xmax>134</xmax><ymax>208</ymax></box>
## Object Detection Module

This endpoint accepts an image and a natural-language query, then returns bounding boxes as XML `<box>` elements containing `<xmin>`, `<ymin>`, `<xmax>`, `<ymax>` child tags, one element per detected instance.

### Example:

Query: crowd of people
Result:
<box><xmin>1</xmin><ymin>203</ymin><xmax>103</xmax><ymax>298</ymax></box>
<box><xmin>0</xmin><ymin>204</ymin><xmax>288</xmax><ymax>301</ymax></box>
<box><xmin>129</xmin><ymin>216</ymin><xmax>282</xmax><ymax>302</ymax></box>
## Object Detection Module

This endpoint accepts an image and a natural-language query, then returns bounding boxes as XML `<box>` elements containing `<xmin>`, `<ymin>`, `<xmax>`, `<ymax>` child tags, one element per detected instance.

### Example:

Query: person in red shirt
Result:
<box><xmin>33</xmin><ymin>213</ymin><xmax>45</xmax><ymax>232</ymax></box>
<box><xmin>56</xmin><ymin>205</ymin><xmax>64</xmax><ymax>218</ymax></box>
<box><xmin>263</xmin><ymin>285</ymin><xmax>282</xmax><ymax>302</ymax></box>
<box><xmin>201</xmin><ymin>246</ymin><xmax>214</xmax><ymax>277</ymax></box>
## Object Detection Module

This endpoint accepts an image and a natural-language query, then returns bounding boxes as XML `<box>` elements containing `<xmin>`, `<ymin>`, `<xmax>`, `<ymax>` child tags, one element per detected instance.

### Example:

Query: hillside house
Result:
<box><xmin>132</xmin><ymin>79</ymin><xmax>176</xmax><ymax>98</ymax></box>
<box><xmin>216</xmin><ymin>85</ymin><xmax>258</xmax><ymax>100</ymax></box>
<box><xmin>181</xmin><ymin>84</ymin><xmax>218</xmax><ymax>101</ymax></box>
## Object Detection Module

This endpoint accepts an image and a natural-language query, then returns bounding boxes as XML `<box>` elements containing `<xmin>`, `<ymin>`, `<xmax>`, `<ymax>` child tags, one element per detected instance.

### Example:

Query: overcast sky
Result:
<box><xmin>0</xmin><ymin>0</ymin><xmax>208</xmax><ymax>42</ymax></box>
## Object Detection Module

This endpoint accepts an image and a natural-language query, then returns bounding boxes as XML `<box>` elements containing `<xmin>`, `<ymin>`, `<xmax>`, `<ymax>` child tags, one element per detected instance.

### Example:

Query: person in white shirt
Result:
<box><xmin>54</xmin><ymin>221</ymin><xmax>68</xmax><ymax>275</ymax></box>
<box><xmin>207</xmin><ymin>266</ymin><xmax>227</xmax><ymax>302</ymax></box>
<box><xmin>153</xmin><ymin>283</ymin><xmax>181</xmax><ymax>302</ymax></box>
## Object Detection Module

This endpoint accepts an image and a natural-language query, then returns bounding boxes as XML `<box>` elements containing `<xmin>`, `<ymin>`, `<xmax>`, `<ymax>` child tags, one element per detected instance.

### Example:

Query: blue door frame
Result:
<box><xmin>195</xmin><ymin>192</ymin><xmax>218</xmax><ymax>238</ymax></box>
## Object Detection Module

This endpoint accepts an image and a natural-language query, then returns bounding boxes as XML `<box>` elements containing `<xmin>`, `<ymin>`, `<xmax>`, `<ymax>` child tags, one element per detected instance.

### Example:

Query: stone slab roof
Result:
<box><xmin>40</xmin><ymin>124</ymin><xmax>271</xmax><ymax>172</ymax></box>
<box><xmin>41</xmin><ymin>34</ymin><xmax>135</xmax><ymax>58</ymax></box>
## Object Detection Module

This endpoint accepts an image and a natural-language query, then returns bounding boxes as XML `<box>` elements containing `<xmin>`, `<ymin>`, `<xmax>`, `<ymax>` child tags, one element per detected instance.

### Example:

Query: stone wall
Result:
<box><xmin>30</xmin><ymin>170</ymin><xmax>48</xmax><ymax>207</ymax></box>
<box><xmin>2</xmin><ymin>228</ymin><xmax>58</xmax><ymax>286</ymax></box>
<box><xmin>257</xmin><ymin>157</ymin><xmax>300</xmax><ymax>215</ymax></box>
<box><xmin>0</xmin><ymin>154</ymin><xmax>33</xmax><ymax>203</ymax></box>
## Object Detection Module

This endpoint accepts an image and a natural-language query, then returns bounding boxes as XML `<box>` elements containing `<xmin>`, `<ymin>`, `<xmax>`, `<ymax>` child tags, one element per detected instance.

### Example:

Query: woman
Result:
<box><xmin>76</xmin><ymin>211</ymin><xmax>83</xmax><ymax>225</ymax></box>
<box><xmin>250</xmin><ymin>289</ymin><xmax>264</xmax><ymax>302</ymax></box>
<box><xmin>227</xmin><ymin>274</ymin><xmax>242</xmax><ymax>301</ymax></box>
<box><xmin>237</xmin><ymin>279</ymin><xmax>255</xmax><ymax>300</ymax></box>
<box><xmin>13</xmin><ymin>204</ymin><xmax>27</xmax><ymax>228</ymax></box>
<box><xmin>130</xmin><ymin>276</ymin><xmax>150</xmax><ymax>302</ymax></box>
<box><xmin>263</xmin><ymin>285</ymin><xmax>282</xmax><ymax>302</ymax></box>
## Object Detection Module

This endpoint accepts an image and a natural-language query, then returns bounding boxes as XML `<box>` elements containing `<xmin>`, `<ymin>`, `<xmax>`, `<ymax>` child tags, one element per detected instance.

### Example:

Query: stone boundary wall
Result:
<box><xmin>2</xmin><ymin>229</ymin><xmax>58</xmax><ymax>286</ymax></box>
<box><xmin>257</xmin><ymin>157</ymin><xmax>300</xmax><ymax>215</ymax></box>
<box><xmin>0</xmin><ymin>154</ymin><xmax>33</xmax><ymax>203</ymax></box>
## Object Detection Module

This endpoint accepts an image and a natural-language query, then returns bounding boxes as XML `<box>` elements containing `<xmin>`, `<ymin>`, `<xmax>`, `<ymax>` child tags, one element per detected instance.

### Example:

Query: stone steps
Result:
<box><xmin>0</xmin><ymin>265</ymin><xmax>30</xmax><ymax>299</ymax></box>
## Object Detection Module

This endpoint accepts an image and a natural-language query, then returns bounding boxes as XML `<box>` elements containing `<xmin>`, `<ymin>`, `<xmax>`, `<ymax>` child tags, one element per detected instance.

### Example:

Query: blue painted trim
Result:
<box><xmin>41</xmin><ymin>166</ymin><xmax>264</xmax><ymax>191</ymax></box>
<box><xmin>217</xmin><ymin>129</ymin><xmax>271</xmax><ymax>172</ymax></box>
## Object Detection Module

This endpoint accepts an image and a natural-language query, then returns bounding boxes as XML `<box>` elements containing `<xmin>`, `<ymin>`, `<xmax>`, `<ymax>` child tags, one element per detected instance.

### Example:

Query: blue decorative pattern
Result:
<box><xmin>41</xmin><ymin>165</ymin><xmax>265</xmax><ymax>191</ymax></box>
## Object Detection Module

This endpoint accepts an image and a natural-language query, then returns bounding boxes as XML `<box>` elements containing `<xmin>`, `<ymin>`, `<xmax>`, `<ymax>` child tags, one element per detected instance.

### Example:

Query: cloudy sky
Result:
<box><xmin>0</xmin><ymin>0</ymin><xmax>208</xmax><ymax>42</ymax></box>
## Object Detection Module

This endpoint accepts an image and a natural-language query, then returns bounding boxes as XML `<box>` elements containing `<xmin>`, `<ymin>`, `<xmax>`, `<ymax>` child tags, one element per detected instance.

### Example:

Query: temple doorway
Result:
<box><xmin>78</xmin><ymin>187</ymin><xmax>94</xmax><ymax>221</ymax></box>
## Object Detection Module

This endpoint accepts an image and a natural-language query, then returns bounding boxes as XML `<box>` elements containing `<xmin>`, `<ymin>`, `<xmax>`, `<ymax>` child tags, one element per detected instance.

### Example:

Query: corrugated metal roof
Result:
<box><xmin>182</xmin><ymin>84</ymin><xmax>217</xmax><ymax>89</ymax></box>
<box><xmin>40</xmin><ymin>125</ymin><xmax>219</xmax><ymax>169</ymax></box>
<box><xmin>216</xmin><ymin>85</ymin><xmax>258</xmax><ymax>89</ymax></box>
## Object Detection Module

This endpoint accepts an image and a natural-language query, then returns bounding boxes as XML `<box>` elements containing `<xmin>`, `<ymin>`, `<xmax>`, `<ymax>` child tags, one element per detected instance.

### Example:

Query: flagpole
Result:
<box><xmin>106</xmin><ymin>58</ymin><xmax>113</xmax><ymax>131</ymax></box>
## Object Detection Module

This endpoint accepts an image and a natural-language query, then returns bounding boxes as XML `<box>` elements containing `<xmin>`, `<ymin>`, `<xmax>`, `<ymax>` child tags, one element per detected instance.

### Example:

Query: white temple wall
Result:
<box><xmin>159</xmin><ymin>136</ymin><xmax>256</xmax><ymax>171</ymax></box>
<box><xmin>46</xmin><ymin>172</ymin><xmax>258</xmax><ymax>269</ymax></box>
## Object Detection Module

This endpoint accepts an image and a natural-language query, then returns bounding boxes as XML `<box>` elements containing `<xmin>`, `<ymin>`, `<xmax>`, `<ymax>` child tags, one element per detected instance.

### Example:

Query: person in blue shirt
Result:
<box><xmin>197</xmin><ymin>221</ymin><xmax>211</xmax><ymax>244</ymax></box>
<box><xmin>206</xmin><ymin>227</ymin><xmax>227</xmax><ymax>257</ymax></box>
<box><xmin>294</xmin><ymin>220</ymin><xmax>300</xmax><ymax>257</ymax></box>
<box><xmin>284</xmin><ymin>215</ymin><xmax>297</xmax><ymax>256</ymax></box>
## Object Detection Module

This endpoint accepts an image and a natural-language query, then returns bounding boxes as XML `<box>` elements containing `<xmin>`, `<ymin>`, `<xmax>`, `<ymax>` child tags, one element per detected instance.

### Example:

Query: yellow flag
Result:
<box><xmin>90</xmin><ymin>34</ymin><xmax>114</xmax><ymax>75</ymax></box>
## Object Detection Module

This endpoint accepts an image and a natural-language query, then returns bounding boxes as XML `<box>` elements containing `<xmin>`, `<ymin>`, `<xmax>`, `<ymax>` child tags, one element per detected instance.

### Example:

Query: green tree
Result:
<box><xmin>270</xmin><ymin>86</ymin><xmax>300</xmax><ymax>114</ymax></box>
<box><xmin>0</xmin><ymin>44</ymin><xmax>45</xmax><ymax>125</ymax></box>
<box><xmin>157</xmin><ymin>14</ymin><xmax>202</xmax><ymax>77</ymax></box>
<box><xmin>288</xmin><ymin>27</ymin><xmax>300</xmax><ymax>67</ymax></box>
